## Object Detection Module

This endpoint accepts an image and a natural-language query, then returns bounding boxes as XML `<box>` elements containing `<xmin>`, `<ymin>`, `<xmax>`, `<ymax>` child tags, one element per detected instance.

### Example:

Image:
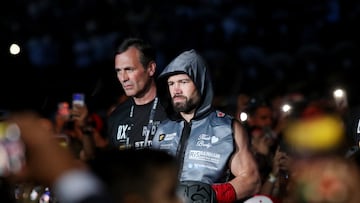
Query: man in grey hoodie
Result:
<box><xmin>152</xmin><ymin>49</ymin><xmax>261</xmax><ymax>203</ymax></box>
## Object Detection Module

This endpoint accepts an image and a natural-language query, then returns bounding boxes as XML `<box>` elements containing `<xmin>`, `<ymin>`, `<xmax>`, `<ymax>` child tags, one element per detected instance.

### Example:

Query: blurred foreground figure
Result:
<box><xmin>3</xmin><ymin>111</ymin><xmax>182</xmax><ymax>203</ymax></box>
<box><xmin>3</xmin><ymin>111</ymin><xmax>113</xmax><ymax>203</ymax></box>
<box><xmin>87</xmin><ymin>148</ymin><xmax>182</xmax><ymax>203</ymax></box>
<box><xmin>283</xmin><ymin>156</ymin><xmax>360</xmax><ymax>203</ymax></box>
<box><xmin>282</xmin><ymin>112</ymin><xmax>360</xmax><ymax>203</ymax></box>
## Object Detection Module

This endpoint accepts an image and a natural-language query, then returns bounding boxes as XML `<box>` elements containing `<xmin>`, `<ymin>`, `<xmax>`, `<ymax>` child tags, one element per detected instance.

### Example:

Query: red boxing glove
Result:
<box><xmin>211</xmin><ymin>182</ymin><xmax>236</xmax><ymax>203</ymax></box>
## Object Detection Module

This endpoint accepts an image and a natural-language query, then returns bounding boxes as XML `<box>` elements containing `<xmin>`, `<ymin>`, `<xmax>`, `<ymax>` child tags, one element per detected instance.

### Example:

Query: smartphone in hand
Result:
<box><xmin>72</xmin><ymin>93</ymin><xmax>85</xmax><ymax>109</ymax></box>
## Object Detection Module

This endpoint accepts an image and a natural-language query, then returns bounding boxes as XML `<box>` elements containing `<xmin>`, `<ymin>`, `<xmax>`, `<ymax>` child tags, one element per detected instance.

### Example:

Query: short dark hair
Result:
<box><xmin>115</xmin><ymin>37</ymin><xmax>156</xmax><ymax>69</ymax></box>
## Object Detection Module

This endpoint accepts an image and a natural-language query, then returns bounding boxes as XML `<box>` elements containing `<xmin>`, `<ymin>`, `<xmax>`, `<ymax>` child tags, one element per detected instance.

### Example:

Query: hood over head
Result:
<box><xmin>158</xmin><ymin>49</ymin><xmax>214</xmax><ymax>120</ymax></box>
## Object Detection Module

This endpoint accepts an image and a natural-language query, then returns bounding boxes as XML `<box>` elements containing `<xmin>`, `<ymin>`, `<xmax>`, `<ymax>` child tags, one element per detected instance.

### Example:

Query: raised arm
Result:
<box><xmin>228</xmin><ymin>119</ymin><xmax>261</xmax><ymax>200</ymax></box>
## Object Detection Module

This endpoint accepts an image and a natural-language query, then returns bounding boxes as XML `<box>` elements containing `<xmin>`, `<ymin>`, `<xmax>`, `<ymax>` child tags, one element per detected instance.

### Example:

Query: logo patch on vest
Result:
<box><xmin>216</xmin><ymin>111</ymin><xmax>225</xmax><ymax>117</ymax></box>
<box><xmin>196</xmin><ymin>134</ymin><xmax>214</xmax><ymax>148</ymax></box>
<box><xmin>159</xmin><ymin>133</ymin><xmax>176</xmax><ymax>141</ymax></box>
<box><xmin>159</xmin><ymin>134</ymin><xmax>165</xmax><ymax>141</ymax></box>
<box><xmin>211</xmin><ymin>136</ymin><xmax>219</xmax><ymax>144</ymax></box>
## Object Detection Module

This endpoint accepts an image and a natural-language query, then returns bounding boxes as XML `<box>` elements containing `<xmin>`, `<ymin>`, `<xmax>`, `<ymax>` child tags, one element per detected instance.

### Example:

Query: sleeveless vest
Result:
<box><xmin>153</xmin><ymin>111</ymin><xmax>234</xmax><ymax>184</ymax></box>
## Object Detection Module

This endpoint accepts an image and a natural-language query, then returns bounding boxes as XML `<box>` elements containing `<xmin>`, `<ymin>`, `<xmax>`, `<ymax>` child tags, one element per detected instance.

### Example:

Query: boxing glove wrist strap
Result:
<box><xmin>211</xmin><ymin>182</ymin><xmax>236</xmax><ymax>203</ymax></box>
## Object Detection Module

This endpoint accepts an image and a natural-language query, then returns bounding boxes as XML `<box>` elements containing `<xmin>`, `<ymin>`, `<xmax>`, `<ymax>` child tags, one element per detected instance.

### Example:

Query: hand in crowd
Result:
<box><xmin>271</xmin><ymin>146</ymin><xmax>291</xmax><ymax>177</ymax></box>
<box><xmin>260</xmin><ymin>145</ymin><xmax>292</xmax><ymax>200</ymax></box>
<box><xmin>71</xmin><ymin>104</ymin><xmax>89</xmax><ymax>128</ymax></box>
<box><xmin>6</xmin><ymin>111</ymin><xmax>87</xmax><ymax>186</ymax></box>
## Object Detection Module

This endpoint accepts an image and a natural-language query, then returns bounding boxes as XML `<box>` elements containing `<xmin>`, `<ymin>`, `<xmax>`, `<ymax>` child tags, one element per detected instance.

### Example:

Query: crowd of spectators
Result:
<box><xmin>2</xmin><ymin>0</ymin><xmax>360</xmax><ymax>111</ymax></box>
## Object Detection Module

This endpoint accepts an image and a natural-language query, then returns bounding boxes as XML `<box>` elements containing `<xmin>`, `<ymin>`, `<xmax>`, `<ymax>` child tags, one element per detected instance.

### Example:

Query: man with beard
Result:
<box><xmin>152</xmin><ymin>49</ymin><xmax>261</xmax><ymax>203</ymax></box>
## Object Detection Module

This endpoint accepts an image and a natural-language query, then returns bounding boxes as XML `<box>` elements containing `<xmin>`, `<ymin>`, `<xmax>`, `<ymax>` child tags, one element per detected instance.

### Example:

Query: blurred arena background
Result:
<box><xmin>1</xmin><ymin>0</ymin><xmax>359</xmax><ymax>113</ymax></box>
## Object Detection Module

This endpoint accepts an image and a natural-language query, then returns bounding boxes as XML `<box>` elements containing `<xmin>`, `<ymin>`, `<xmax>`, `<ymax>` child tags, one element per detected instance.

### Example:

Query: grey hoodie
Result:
<box><xmin>153</xmin><ymin>49</ymin><xmax>235</xmax><ymax>184</ymax></box>
<box><xmin>158</xmin><ymin>49</ymin><xmax>214</xmax><ymax>120</ymax></box>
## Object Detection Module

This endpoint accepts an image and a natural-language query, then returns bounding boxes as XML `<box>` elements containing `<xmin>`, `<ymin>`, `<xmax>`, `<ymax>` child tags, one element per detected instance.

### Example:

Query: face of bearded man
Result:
<box><xmin>167</xmin><ymin>74</ymin><xmax>201</xmax><ymax>114</ymax></box>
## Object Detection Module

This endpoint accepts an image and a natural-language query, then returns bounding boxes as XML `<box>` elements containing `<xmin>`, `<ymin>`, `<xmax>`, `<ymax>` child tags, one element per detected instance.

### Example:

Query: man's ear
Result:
<box><xmin>147</xmin><ymin>61</ymin><xmax>156</xmax><ymax>77</ymax></box>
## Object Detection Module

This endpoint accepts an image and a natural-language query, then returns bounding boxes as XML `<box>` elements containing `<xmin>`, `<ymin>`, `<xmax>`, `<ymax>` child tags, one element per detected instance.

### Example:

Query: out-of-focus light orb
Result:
<box><xmin>240</xmin><ymin>112</ymin><xmax>248</xmax><ymax>122</ymax></box>
<box><xmin>9</xmin><ymin>43</ymin><xmax>21</xmax><ymax>55</ymax></box>
<box><xmin>333</xmin><ymin>88</ymin><xmax>344</xmax><ymax>98</ymax></box>
<box><xmin>284</xmin><ymin>115</ymin><xmax>344</xmax><ymax>153</ymax></box>
<box><xmin>282</xmin><ymin>103</ymin><xmax>291</xmax><ymax>113</ymax></box>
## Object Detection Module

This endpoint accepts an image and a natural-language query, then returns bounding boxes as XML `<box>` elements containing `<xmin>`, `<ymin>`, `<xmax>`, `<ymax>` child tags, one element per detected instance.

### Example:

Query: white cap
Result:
<box><xmin>244</xmin><ymin>195</ymin><xmax>273</xmax><ymax>203</ymax></box>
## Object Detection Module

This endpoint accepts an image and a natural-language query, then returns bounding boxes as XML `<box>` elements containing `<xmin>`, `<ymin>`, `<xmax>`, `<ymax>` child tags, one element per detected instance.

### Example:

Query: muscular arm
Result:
<box><xmin>228</xmin><ymin>119</ymin><xmax>261</xmax><ymax>200</ymax></box>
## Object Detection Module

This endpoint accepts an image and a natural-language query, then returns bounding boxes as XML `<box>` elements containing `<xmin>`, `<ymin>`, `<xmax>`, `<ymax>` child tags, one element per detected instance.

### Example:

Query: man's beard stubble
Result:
<box><xmin>172</xmin><ymin>96</ymin><xmax>199</xmax><ymax>114</ymax></box>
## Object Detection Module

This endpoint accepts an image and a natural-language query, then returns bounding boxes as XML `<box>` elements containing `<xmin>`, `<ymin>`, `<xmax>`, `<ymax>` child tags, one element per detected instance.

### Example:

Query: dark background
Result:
<box><xmin>1</xmin><ymin>0</ymin><xmax>360</xmax><ymax>115</ymax></box>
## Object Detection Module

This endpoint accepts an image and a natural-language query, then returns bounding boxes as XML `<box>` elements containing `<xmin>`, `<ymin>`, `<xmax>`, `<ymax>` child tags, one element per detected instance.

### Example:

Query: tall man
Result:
<box><xmin>108</xmin><ymin>38</ymin><xmax>167</xmax><ymax>150</ymax></box>
<box><xmin>152</xmin><ymin>49</ymin><xmax>261</xmax><ymax>203</ymax></box>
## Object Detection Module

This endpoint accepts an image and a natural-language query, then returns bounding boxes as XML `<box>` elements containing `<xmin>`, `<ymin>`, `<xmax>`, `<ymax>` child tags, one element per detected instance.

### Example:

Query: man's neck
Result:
<box><xmin>181</xmin><ymin>111</ymin><xmax>195</xmax><ymax>123</ymax></box>
<box><xmin>133</xmin><ymin>85</ymin><xmax>157</xmax><ymax>105</ymax></box>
